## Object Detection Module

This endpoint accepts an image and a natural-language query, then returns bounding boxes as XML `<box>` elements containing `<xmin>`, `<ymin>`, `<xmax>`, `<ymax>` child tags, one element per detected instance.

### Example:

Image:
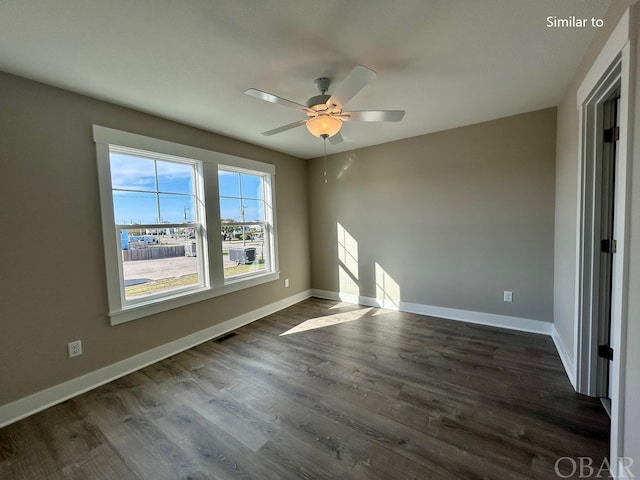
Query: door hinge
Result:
<box><xmin>598</xmin><ymin>345</ymin><xmax>614</xmax><ymax>361</ymax></box>
<box><xmin>600</xmin><ymin>239</ymin><xmax>617</xmax><ymax>253</ymax></box>
<box><xmin>604</xmin><ymin>127</ymin><xmax>620</xmax><ymax>143</ymax></box>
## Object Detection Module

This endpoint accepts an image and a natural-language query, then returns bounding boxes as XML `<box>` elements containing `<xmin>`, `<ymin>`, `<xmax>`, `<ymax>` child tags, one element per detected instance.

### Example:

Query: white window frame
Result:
<box><xmin>110</xmin><ymin>145</ymin><xmax>208</xmax><ymax>308</ymax></box>
<box><xmin>94</xmin><ymin>126</ymin><xmax>279</xmax><ymax>325</ymax></box>
<box><xmin>218</xmin><ymin>164</ymin><xmax>275</xmax><ymax>283</ymax></box>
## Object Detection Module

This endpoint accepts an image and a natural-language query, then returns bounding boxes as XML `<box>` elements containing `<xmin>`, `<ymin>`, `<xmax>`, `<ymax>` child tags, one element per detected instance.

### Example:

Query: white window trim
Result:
<box><xmin>109</xmin><ymin>144</ymin><xmax>209</xmax><ymax>308</ymax></box>
<box><xmin>218</xmin><ymin>164</ymin><xmax>275</xmax><ymax>284</ymax></box>
<box><xmin>94</xmin><ymin>125</ymin><xmax>279</xmax><ymax>325</ymax></box>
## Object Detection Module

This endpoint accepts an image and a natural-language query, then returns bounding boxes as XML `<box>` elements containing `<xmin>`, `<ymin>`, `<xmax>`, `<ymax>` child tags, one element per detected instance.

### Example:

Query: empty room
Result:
<box><xmin>1</xmin><ymin>1</ymin><xmax>640</xmax><ymax>479</ymax></box>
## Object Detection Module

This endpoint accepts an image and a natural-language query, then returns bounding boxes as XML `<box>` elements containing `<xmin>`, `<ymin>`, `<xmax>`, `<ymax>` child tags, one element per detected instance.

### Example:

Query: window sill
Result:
<box><xmin>109</xmin><ymin>271</ymin><xmax>280</xmax><ymax>325</ymax></box>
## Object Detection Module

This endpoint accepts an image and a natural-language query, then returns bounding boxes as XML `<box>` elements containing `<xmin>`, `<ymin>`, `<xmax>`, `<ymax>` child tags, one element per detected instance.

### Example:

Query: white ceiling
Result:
<box><xmin>0</xmin><ymin>0</ymin><xmax>611</xmax><ymax>159</ymax></box>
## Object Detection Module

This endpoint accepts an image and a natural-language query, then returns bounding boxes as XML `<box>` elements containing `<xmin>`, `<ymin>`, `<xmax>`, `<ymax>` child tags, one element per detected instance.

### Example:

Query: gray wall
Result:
<box><xmin>309</xmin><ymin>108</ymin><xmax>556</xmax><ymax>322</ymax></box>
<box><xmin>0</xmin><ymin>71</ymin><xmax>310</xmax><ymax>406</ymax></box>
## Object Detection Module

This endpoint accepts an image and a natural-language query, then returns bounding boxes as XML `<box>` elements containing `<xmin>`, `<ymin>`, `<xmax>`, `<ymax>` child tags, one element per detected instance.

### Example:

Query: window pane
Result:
<box><xmin>159</xmin><ymin>194</ymin><xmax>196</xmax><ymax>223</ymax></box>
<box><xmin>121</xmin><ymin>228</ymin><xmax>201</xmax><ymax>300</ymax></box>
<box><xmin>113</xmin><ymin>191</ymin><xmax>158</xmax><ymax>224</ymax></box>
<box><xmin>110</xmin><ymin>153</ymin><xmax>156</xmax><ymax>191</ymax></box>
<box><xmin>220</xmin><ymin>197</ymin><xmax>243</xmax><ymax>222</ymax></box>
<box><xmin>222</xmin><ymin>225</ymin><xmax>267</xmax><ymax>279</ymax></box>
<box><xmin>241</xmin><ymin>199</ymin><xmax>265</xmax><ymax>222</ymax></box>
<box><xmin>157</xmin><ymin>160</ymin><xmax>194</xmax><ymax>194</ymax></box>
<box><xmin>218</xmin><ymin>170</ymin><xmax>240</xmax><ymax>197</ymax></box>
<box><xmin>240</xmin><ymin>173</ymin><xmax>263</xmax><ymax>200</ymax></box>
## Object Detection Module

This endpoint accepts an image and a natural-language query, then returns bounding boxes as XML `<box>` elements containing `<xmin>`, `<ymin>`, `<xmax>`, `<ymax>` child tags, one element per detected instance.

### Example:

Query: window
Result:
<box><xmin>111</xmin><ymin>147</ymin><xmax>206</xmax><ymax>303</ymax></box>
<box><xmin>94</xmin><ymin>126</ymin><xmax>278</xmax><ymax>324</ymax></box>
<box><xmin>219</xmin><ymin>168</ymin><xmax>272</xmax><ymax>280</ymax></box>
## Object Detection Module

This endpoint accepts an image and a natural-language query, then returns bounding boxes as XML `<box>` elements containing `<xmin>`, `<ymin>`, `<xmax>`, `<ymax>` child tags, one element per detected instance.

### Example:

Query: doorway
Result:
<box><xmin>596</xmin><ymin>93</ymin><xmax>620</xmax><ymax>414</ymax></box>
<box><xmin>574</xmin><ymin>7</ymin><xmax>635</xmax><ymax>476</ymax></box>
<box><xmin>575</xmin><ymin>57</ymin><xmax>622</xmax><ymax>401</ymax></box>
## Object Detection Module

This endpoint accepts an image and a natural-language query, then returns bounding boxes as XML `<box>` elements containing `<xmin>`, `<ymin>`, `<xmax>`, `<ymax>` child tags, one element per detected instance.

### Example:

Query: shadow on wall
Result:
<box><xmin>375</xmin><ymin>262</ymin><xmax>400</xmax><ymax>310</ymax></box>
<box><xmin>337</xmin><ymin>222</ymin><xmax>401</xmax><ymax>309</ymax></box>
<box><xmin>337</xmin><ymin>222</ymin><xmax>360</xmax><ymax>298</ymax></box>
<box><xmin>280</xmin><ymin>222</ymin><xmax>402</xmax><ymax>337</ymax></box>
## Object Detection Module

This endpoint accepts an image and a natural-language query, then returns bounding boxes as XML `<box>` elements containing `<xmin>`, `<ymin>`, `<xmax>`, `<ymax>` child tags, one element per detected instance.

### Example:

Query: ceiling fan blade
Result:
<box><xmin>328</xmin><ymin>132</ymin><xmax>344</xmax><ymax>145</ymax></box>
<box><xmin>244</xmin><ymin>88</ymin><xmax>313</xmax><ymax>113</ymax></box>
<box><xmin>261</xmin><ymin>119</ymin><xmax>307</xmax><ymax>136</ymax></box>
<box><xmin>326</xmin><ymin>65</ymin><xmax>376</xmax><ymax>109</ymax></box>
<box><xmin>344</xmin><ymin>110</ymin><xmax>406</xmax><ymax>122</ymax></box>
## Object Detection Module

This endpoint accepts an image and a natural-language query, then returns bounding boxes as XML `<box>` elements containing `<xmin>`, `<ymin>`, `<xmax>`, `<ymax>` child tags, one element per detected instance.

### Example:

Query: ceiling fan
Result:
<box><xmin>244</xmin><ymin>65</ymin><xmax>405</xmax><ymax>144</ymax></box>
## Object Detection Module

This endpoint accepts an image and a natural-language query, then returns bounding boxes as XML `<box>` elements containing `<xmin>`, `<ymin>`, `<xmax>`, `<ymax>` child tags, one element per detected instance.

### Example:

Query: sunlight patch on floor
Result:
<box><xmin>280</xmin><ymin>308</ymin><xmax>373</xmax><ymax>336</ymax></box>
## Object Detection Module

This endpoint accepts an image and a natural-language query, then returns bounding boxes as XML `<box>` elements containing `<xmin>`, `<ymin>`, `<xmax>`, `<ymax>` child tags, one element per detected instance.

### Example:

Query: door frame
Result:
<box><xmin>576</xmin><ymin>59</ymin><xmax>621</xmax><ymax>399</ymax></box>
<box><xmin>575</xmin><ymin>7</ymin><xmax>636</xmax><ymax>476</ymax></box>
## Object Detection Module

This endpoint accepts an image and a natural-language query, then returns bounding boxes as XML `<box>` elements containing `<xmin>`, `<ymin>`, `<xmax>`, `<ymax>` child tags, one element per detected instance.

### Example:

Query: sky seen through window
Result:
<box><xmin>110</xmin><ymin>152</ymin><xmax>265</xmax><ymax>225</ymax></box>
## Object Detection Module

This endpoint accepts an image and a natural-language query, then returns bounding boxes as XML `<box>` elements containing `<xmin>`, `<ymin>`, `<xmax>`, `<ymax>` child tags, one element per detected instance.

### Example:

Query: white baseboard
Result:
<box><xmin>311</xmin><ymin>289</ymin><xmax>553</xmax><ymax>335</ymax></box>
<box><xmin>1</xmin><ymin>289</ymin><xmax>577</xmax><ymax>429</ymax></box>
<box><xmin>551</xmin><ymin>325</ymin><xmax>577</xmax><ymax>388</ymax></box>
<box><xmin>400</xmin><ymin>300</ymin><xmax>553</xmax><ymax>335</ymax></box>
<box><xmin>0</xmin><ymin>289</ymin><xmax>312</xmax><ymax>429</ymax></box>
<box><xmin>311</xmin><ymin>289</ymin><xmax>580</xmax><ymax>385</ymax></box>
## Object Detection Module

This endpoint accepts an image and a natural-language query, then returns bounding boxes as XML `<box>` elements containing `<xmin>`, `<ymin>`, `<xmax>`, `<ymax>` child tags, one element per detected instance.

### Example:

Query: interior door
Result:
<box><xmin>596</xmin><ymin>94</ymin><xmax>620</xmax><ymax>410</ymax></box>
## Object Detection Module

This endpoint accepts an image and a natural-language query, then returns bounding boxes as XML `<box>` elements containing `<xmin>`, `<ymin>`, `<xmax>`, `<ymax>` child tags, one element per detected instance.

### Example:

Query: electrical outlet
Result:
<box><xmin>284</xmin><ymin>278</ymin><xmax>289</xmax><ymax>288</ymax></box>
<box><xmin>504</xmin><ymin>291</ymin><xmax>513</xmax><ymax>303</ymax></box>
<box><xmin>68</xmin><ymin>340</ymin><xmax>82</xmax><ymax>358</ymax></box>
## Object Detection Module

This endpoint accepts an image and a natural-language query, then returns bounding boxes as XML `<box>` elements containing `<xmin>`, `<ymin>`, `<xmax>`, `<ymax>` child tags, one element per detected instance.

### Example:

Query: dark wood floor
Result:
<box><xmin>0</xmin><ymin>298</ymin><xmax>610</xmax><ymax>479</ymax></box>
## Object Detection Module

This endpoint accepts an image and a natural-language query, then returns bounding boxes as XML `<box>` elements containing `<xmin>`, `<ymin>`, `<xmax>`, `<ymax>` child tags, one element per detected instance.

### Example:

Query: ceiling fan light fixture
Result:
<box><xmin>306</xmin><ymin>115</ymin><xmax>342</xmax><ymax>138</ymax></box>
<box><xmin>245</xmin><ymin>65</ymin><xmax>404</xmax><ymax>144</ymax></box>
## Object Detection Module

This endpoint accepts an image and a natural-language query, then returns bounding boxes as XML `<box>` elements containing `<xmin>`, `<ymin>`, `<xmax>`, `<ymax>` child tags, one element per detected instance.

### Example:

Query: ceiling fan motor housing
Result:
<box><xmin>306</xmin><ymin>94</ymin><xmax>332</xmax><ymax>111</ymax></box>
<box><xmin>314</xmin><ymin>77</ymin><xmax>330</xmax><ymax>93</ymax></box>
<box><xmin>307</xmin><ymin>77</ymin><xmax>333</xmax><ymax>112</ymax></box>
